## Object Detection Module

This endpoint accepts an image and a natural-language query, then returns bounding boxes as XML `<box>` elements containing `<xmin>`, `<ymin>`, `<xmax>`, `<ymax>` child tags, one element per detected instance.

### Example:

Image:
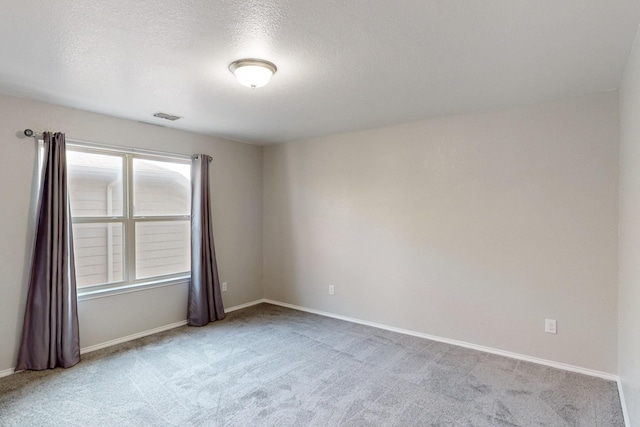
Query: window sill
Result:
<box><xmin>77</xmin><ymin>276</ymin><xmax>190</xmax><ymax>301</ymax></box>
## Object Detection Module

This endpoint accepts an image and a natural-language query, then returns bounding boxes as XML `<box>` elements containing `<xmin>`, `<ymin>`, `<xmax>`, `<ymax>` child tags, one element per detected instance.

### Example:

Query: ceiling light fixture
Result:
<box><xmin>229</xmin><ymin>58</ymin><xmax>277</xmax><ymax>88</ymax></box>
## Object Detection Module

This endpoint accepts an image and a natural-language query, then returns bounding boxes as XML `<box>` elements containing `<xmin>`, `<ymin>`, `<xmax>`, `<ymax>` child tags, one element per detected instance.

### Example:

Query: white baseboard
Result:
<box><xmin>3</xmin><ymin>320</ymin><xmax>193</xmax><ymax>378</ymax></box>
<box><xmin>0</xmin><ymin>367</ymin><xmax>15</xmax><ymax>378</ymax></box>
<box><xmin>0</xmin><ymin>299</ymin><xmax>267</xmax><ymax>378</ymax></box>
<box><xmin>263</xmin><ymin>299</ymin><xmax>618</xmax><ymax>382</ymax></box>
<box><xmin>79</xmin><ymin>320</ymin><xmax>188</xmax><ymax>354</ymax></box>
<box><xmin>0</xmin><ymin>299</ymin><xmax>620</xmax><ymax>388</ymax></box>
<box><xmin>618</xmin><ymin>379</ymin><xmax>631</xmax><ymax>427</ymax></box>
<box><xmin>81</xmin><ymin>299</ymin><xmax>265</xmax><ymax>355</ymax></box>
<box><xmin>225</xmin><ymin>299</ymin><xmax>265</xmax><ymax>313</ymax></box>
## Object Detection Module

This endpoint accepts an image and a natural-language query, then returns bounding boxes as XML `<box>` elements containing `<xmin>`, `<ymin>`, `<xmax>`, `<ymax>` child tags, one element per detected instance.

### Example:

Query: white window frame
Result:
<box><xmin>38</xmin><ymin>139</ymin><xmax>193</xmax><ymax>300</ymax></box>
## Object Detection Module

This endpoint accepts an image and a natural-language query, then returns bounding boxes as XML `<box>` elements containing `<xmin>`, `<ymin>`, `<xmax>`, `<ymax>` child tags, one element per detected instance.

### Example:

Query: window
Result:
<box><xmin>64</xmin><ymin>146</ymin><xmax>191</xmax><ymax>293</ymax></box>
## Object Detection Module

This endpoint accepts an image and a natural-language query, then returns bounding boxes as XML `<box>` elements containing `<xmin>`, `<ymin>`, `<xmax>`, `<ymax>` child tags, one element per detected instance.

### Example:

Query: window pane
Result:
<box><xmin>73</xmin><ymin>223</ymin><xmax>124</xmax><ymax>287</ymax></box>
<box><xmin>67</xmin><ymin>151</ymin><xmax>124</xmax><ymax>217</ymax></box>
<box><xmin>133</xmin><ymin>158</ymin><xmax>190</xmax><ymax>216</ymax></box>
<box><xmin>135</xmin><ymin>221</ymin><xmax>190</xmax><ymax>280</ymax></box>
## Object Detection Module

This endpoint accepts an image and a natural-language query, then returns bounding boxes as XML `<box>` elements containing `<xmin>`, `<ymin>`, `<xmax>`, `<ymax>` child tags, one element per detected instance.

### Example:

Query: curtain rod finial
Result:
<box><xmin>24</xmin><ymin>129</ymin><xmax>34</xmax><ymax>137</ymax></box>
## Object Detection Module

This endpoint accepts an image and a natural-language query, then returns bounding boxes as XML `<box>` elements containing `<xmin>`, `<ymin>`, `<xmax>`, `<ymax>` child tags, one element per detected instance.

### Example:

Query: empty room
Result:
<box><xmin>1</xmin><ymin>1</ymin><xmax>639</xmax><ymax>426</ymax></box>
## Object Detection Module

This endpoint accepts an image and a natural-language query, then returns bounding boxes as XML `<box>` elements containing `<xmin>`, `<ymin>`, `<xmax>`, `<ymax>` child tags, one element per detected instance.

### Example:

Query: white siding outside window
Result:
<box><xmin>64</xmin><ymin>147</ymin><xmax>191</xmax><ymax>292</ymax></box>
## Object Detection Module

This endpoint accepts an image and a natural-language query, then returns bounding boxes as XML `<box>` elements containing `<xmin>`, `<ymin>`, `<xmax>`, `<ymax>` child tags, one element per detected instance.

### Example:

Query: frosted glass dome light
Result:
<box><xmin>229</xmin><ymin>59</ymin><xmax>277</xmax><ymax>88</ymax></box>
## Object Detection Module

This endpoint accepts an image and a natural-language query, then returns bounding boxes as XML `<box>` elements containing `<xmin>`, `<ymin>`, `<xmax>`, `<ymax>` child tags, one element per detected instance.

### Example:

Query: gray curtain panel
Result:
<box><xmin>16</xmin><ymin>132</ymin><xmax>80</xmax><ymax>371</ymax></box>
<box><xmin>188</xmin><ymin>154</ymin><xmax>225</xmax><ymax>326</ymax></box>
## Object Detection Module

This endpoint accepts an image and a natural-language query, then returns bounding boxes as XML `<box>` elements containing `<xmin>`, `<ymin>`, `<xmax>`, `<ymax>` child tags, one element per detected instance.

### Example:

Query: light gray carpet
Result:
<box><xmin>0</xmin><ymin>303</ymin><xmax>624</xmax><ymax>426</ymax></box>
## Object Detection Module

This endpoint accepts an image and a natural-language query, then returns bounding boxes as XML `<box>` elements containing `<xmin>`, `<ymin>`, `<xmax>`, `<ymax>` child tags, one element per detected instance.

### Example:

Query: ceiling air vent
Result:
<box><xmin>153</xmin><ymin>112</ymin><xmax>182</xmax><ymax>121</ymax></box>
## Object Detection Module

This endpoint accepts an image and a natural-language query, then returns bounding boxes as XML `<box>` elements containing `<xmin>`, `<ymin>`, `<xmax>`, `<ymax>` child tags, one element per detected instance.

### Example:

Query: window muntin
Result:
<box><xmin>66</xmin><ymin>147</ymin><xmax>191</xmax><ymax>290</ymax></box>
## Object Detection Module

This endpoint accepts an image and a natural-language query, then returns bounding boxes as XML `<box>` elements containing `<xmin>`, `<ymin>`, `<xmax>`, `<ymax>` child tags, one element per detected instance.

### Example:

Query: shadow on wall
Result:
<box><xmin>13</xmin><ymin>137</ymin><xmax>41</xmax><ymax>366</ymax></box>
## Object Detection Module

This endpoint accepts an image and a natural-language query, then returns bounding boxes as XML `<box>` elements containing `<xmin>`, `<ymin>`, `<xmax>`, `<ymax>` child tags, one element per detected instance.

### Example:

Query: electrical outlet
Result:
<box><xmin>328</xmin><ymin>285</ymin><xmax>335</xmax><ymax>295</ymax></box>
<box><xmin>545</xmin><ymin>319</ymin><xmax>557</xmax><ymax>334</ymax></box>
<box><xmin>222</xmin><ymin>282</ymin><xmax>228</xmax><ymax>292</ymax></box>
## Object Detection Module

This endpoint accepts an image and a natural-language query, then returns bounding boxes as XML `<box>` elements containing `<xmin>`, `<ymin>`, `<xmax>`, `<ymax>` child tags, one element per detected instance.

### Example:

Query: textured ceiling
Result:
<box><xmin>1</xmin><ymin>1</ymin><xmax>639</xmax><ymax>144</ymax></box>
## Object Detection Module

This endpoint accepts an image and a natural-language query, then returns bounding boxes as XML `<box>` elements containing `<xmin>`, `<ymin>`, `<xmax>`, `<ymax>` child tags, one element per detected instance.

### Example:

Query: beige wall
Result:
<box><xmin>619</xmin><ymin>26</ymin><xmax>640</xmax><ymax>425</ymax></box>
<box><xmin>263</xmin><ymin>92</ymin><xmax>620</xmax><ymax>373</ymax></box>
<box><xmin>0</xmin><ymin>94</ymin><xmax>263</xmax><ymax>372</ymax></box>
<box><xmin>0</xmin><ymin>88</ymin><xmax>624</xmax><ymax>380</ymax></box>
